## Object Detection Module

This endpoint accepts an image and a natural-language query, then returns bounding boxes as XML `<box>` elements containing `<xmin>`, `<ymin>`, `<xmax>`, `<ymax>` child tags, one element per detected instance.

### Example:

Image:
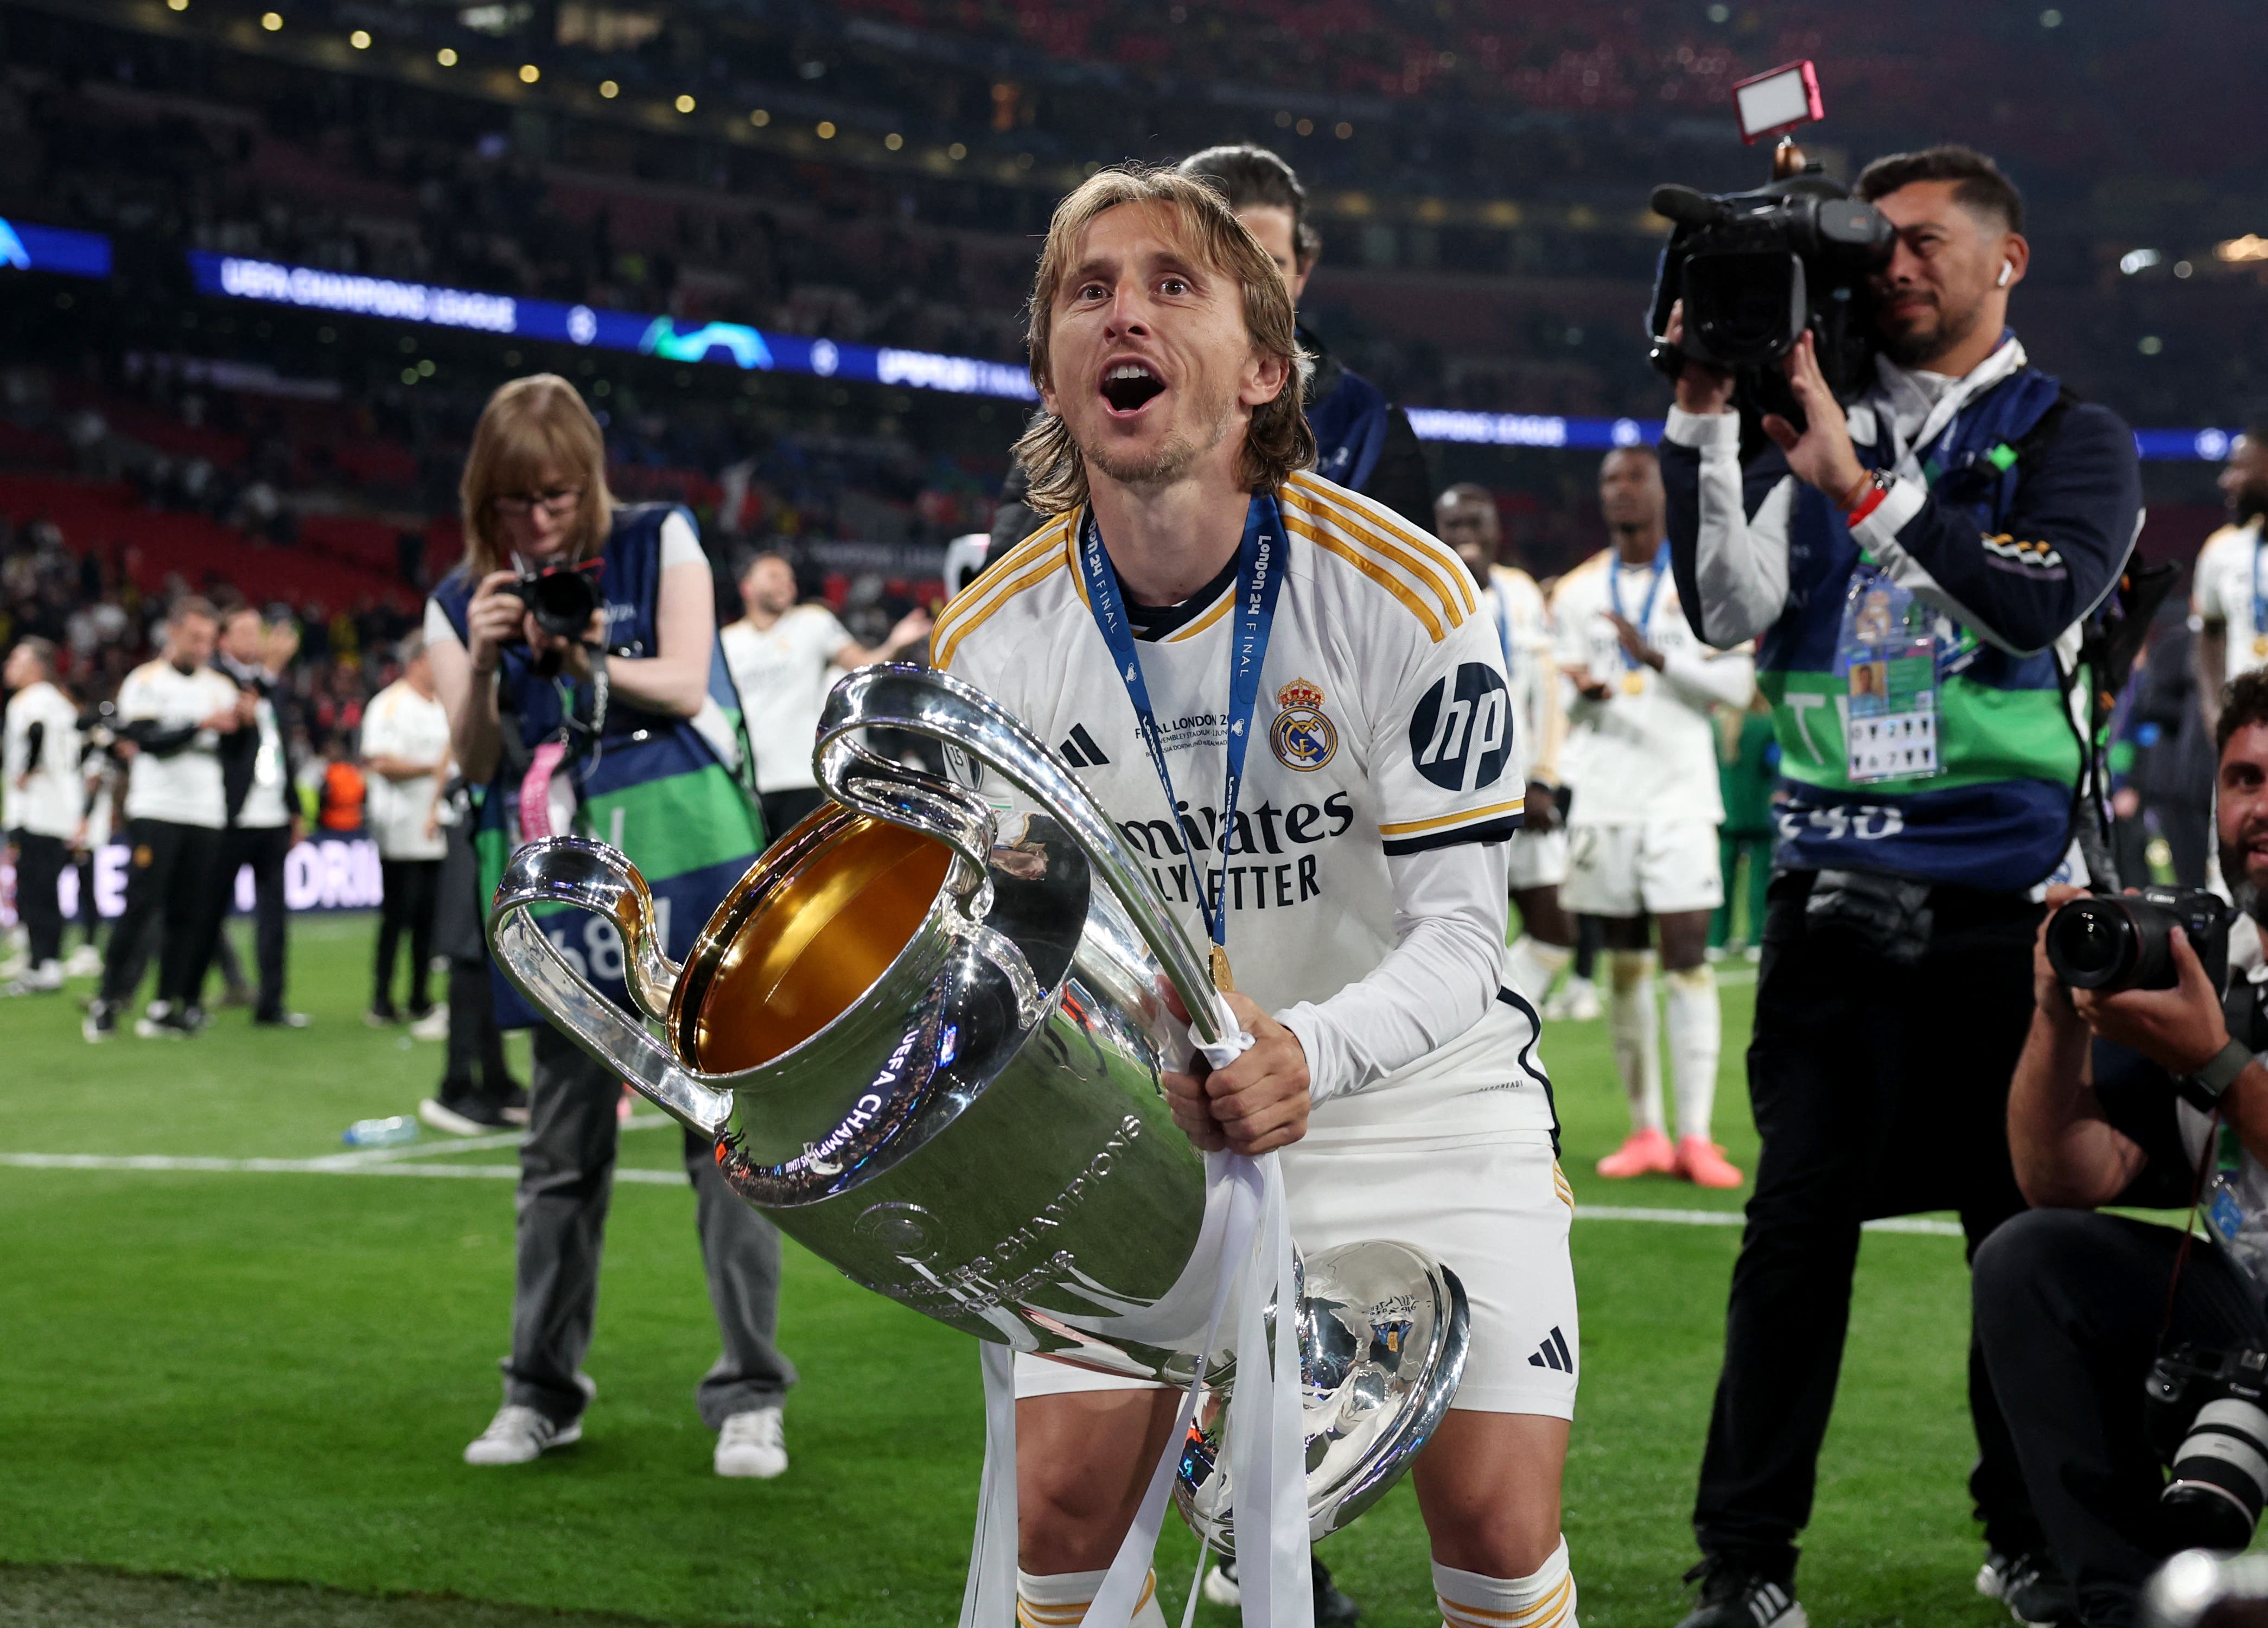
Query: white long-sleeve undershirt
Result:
<box><xmin>1275</xmin><ymin>837</ymin><xmax>1508</xmax><ymax>1108</ymax></box>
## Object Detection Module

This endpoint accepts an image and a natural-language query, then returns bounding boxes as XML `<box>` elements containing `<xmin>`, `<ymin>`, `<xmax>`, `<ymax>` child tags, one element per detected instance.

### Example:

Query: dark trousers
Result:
<box><xmin>374</xmin><ymin>856</ymin><xmax>441</xmax><ymax>1014</ymax></box>
<box><xmin>10</xmin><ymin>828</ymin><xmax>66</xmax><ymax>965</ymax></box>
<box><xmin>1975</xmin><ymin>1210</ymin><xmax>2268</xmax><ymax>1628</ymax></box>
<box><xmin>759</xmin><ymin>787</ymin><xmax>825</xmax><ymax>849</ymax></box>
<box><xmin>1693</xmin><ymin>872</ymin><xmax>2044</xmax><ymax>1578</ymax></box>
<box><xmin>444</xmin><ymin>955</ymin><xmax>516</xmax><ymax>1098</ymax></box>
<box><xmin>503</xmin><ymin>1022</ymin><xmax>796</xmax><ymax>1427</ymax></box>
<box><xmin>72</xmin><ymin>851</ymin><xmax>98</xmax><ymax>946</ymax></box>
<box><xmin>99</xmin><ymin>818</ymin><xmax>222</xmax><ymax>1008</ymax></box>
<box><xmin>204</xmin><ymin>823</ymin><xmax>290</xmax><ymax>1019</ymax></box>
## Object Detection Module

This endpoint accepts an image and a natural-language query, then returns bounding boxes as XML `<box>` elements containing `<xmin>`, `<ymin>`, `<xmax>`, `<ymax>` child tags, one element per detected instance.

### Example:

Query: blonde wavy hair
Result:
<box><xmin>458</xmin><ymin>374</ymin><xmax>616</xmax><ymax>575</ymax></box>
<box><xmin>1015</xmin><ymin>167</ymin><xmax>1314</xmax><ymax>516</ymax></box>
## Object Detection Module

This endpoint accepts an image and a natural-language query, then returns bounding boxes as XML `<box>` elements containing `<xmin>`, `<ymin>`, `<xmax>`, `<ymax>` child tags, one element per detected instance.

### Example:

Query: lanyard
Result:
<box><xmin>1604</xmin><ymin>541</ymin><xmax>1671</xmax><ymax>669</ymax></box>
<box><xmin>1076</xmin><ymin>491</ymin><xmax>1284</xmax><ymax>960</ymax></box>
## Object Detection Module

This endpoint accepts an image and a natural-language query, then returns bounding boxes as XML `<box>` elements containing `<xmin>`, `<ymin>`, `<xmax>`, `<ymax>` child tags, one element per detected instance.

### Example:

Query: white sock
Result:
<box><xmin>1606</xmin><ymin>950</ymin><xmax>1663</xmax><ymax>1134</ymax></box>
<box><xmin>1507</xmin><ymin>935</ymin><xmax>1572</xmax><ymax>1004</ymax></box>
<box><xmin>1664</xmin><ymin>963</ymin><xmax>1721</xmax><ymax>1144</ymax></box>
<box><xmin>1435</xmin><ymin>1538</ymin><xmax>1577</xmax><ymax>1628</ymax></box>
<box><xmin>1016</xmin><ymin>1567</ymin><xmax>1165</xmax><ymax>1628</ymax></box>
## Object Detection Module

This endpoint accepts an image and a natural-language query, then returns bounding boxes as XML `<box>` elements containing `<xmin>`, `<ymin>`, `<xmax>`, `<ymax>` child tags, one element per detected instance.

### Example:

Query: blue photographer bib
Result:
<box><xmin>1754</xmin><ymin>364</ymin><xmax>2086</xmax><ymax>888</ymax></box>
<box><xmin>429</xmin><ymin>503</ymin><xmax>766</xmax><ymax>1029</ymax></box>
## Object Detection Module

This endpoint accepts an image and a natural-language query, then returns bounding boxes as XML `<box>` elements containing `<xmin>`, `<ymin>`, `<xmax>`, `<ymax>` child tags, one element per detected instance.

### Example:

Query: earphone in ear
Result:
<box><xmin>1997</xmin><ymin>260</ymin><xmax>2012</xmax><ymax>287</ymax></box>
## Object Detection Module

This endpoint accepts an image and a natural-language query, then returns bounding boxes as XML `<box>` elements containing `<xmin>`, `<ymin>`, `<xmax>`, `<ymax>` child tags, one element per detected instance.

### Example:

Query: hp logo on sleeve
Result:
<box><xmin>1409</xmin><ymin>663</ymin><xmax>1514</xmax><ymax>792</ymax></box>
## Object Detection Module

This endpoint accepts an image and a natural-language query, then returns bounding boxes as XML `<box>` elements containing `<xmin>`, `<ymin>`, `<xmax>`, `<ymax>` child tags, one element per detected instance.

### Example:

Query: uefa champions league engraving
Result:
<box><xmin>488</xmin><ymin>664</ymin><xmax>1468</xmax><ymax>1544</ymax></box>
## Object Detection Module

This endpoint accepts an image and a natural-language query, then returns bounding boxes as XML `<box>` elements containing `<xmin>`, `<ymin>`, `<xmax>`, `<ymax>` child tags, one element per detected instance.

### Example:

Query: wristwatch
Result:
<box><xmin>2182</xmin><ymin>1038</ymin><xmax>2256</xmax><ymax>1112</ymax></box>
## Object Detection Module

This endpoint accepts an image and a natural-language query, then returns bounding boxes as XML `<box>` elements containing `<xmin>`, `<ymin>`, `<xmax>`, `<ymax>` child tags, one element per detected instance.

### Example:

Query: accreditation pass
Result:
<box><xmin>1837</xmin><ymin>575</ymin><xmax>1941</xmax><ymax>785</ymax></box>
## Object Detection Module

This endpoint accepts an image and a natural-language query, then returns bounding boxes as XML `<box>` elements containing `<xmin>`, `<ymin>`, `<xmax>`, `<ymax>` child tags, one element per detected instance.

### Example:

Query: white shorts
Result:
<box><xmin>1561</xmin><ymin>820</ymin><xmax>1723</xmax><ymax>917</ymax></box>
<box><xmin>1014</xmin><ymin>1131</ymin><xmax>1578</xmax><ymax>1419</ymax></box>
<box><xmin>1505</xmin><ymin>826</ymin><xmax>1569</xmax><ymax>892</ymax></box>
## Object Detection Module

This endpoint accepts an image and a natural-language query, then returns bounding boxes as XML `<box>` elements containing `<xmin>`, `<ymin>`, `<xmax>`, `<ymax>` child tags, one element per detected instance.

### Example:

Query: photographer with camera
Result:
<box><xmin>1976</xmin><ymin>668</ymin><xmax>2268</xmax><ymax>1628</ymax></box>
<box><xmin>425</xmin><ymin>375</ymin><xmax>795</xmax><ymax>1478</ymax></box>
<box><xmin>1656</xmin><ymin>144</ymin><xmax>2145</xmax><ymax>1627</ymax></box>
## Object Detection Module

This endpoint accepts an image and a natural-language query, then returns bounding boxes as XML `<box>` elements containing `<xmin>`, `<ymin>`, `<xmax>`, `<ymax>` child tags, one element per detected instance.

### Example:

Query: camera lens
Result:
<box><xmin>2044</xmin><ymin>898</ymin><xmax>2138</xmax><ymax>989</ymax></box>
<box><xmin>1684</xmin><ymin>251</ymin><xmax>1804</xmax><ymax>367</ymax></box>
<box><xmin>2165</xmin><ymin>1398</ymin><xmax>2268</xmax><ymax>1553</ymax></box>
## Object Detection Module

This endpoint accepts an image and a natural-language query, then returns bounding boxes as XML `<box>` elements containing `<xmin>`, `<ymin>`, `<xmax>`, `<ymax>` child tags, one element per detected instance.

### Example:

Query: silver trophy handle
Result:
<box><xmin>817</xmin><ymin>664</ymin><xmax>1239</xmax><ymax>1050</ymax></box>
<box><xmin>488</xmin><ymin>836</ymin><xmax>738</xmax><ymax>1138</ymax></box>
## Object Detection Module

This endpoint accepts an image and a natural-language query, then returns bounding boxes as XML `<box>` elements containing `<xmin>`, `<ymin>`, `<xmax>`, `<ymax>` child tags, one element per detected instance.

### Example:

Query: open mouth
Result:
<box><xmin>1100</xmin><ymin>361</ymin><xmax>1166</xmax><ymax>415</ymax></box>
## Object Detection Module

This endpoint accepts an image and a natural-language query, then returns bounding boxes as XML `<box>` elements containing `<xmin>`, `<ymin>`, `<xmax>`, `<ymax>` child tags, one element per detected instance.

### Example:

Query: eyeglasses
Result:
<box><xmin>491</xmin><ymin>486</ymin><xmax>584</xmax><ymax>518</ymax></box>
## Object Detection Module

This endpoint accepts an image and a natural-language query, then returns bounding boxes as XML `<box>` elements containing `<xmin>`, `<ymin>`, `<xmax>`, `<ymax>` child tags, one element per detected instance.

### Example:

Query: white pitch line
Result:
<box><xmin>325</xmin><ymin>1112</ymin><xmax>672</xmax><ymax>1167</ymax></box>
<box><xmin>1578</xmin><ymin>1204</ymin><xmax>1964</xmax><ymax>1237</ymax></box>
<box><xmin>0</xmin><ymin>1151</ymin><xmax>688</xmax><ymax>1185</ymax></box>
<box><xmin>0</xmin><ymin>1152</ymin><xmax>1963</xmax><ymax>1231</ymax></box>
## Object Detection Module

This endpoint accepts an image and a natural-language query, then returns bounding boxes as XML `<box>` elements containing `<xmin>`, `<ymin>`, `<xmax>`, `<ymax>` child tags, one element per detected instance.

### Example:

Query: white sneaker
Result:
<box><xmin>409</xmin><ymin>1006</ymin><xmax>450</xmax><ymax>1042</ymax></box>
<box><xmin>63</xmin><ymin>944</ymin><xmax>103</xmax><ymax>980</ymax></box>
<box><xmin>1201</xmin><ymin>1559</ymin><xmax>1241</xmax><ymax>1607</ymax></box>
<box><xmin>1543</xmin><ymin>975</ymin><xmax>1602</xmax><ymax>1023</ymax></box>
<box><xmin>2</xmin><ymin>959</ymin><xmax>63</xmax><ymax>995</ymax></box>
<box><xmin>713</xmin><ymin>1407</ymin><xmax>788</xmax><ymax>1479</ymax></box>
<box><xmin>463</xmin><ymin>1403</ymin><xmax>581</xmax><ymax>1466</ymax></box>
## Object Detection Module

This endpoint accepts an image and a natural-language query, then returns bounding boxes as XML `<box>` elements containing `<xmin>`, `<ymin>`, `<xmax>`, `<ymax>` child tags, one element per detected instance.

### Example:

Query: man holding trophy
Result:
<box><xmin>928</xmin><ymin>167</ymin><xmax>1579</xmax><ymax>1628</ymax></box>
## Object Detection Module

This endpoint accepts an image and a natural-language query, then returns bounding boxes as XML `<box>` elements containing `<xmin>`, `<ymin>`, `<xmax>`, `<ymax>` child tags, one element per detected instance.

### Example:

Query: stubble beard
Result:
<box><xmin>1079</xmin><ymin>387</ymin><xmax>1236</xmax><ymax>495</ymax></box>
<box><xmin>1881</xmin><ymin>295</ymin><xmax>1984</xmax><ymax>372</ymax></box>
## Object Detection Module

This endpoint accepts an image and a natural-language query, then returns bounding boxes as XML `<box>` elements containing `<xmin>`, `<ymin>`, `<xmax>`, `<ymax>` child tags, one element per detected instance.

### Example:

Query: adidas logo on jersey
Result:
<box><xmin>1527</xmin><ymin>1325</ymin><xmax>1575</xmax><ymax>1373</ymax></box>
<box><xmin>1057</xmin><ymin>724</ymin><xmax>1111</xmax><ymax>768</ymax></box>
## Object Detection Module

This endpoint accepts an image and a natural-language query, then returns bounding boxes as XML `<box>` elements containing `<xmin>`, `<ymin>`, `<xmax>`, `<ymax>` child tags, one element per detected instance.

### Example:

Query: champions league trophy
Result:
<box><xmin>488</xmin><ymin>664</ymin><xmax>1469</xmax><ymax>1605</ymax></box>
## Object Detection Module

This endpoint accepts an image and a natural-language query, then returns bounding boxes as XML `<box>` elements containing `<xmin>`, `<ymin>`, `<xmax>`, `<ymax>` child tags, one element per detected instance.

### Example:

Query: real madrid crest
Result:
<box><xmin>1269</xmin><ymin>677</ymin><xmax>1338</xmax><ymax>772</ymax></box>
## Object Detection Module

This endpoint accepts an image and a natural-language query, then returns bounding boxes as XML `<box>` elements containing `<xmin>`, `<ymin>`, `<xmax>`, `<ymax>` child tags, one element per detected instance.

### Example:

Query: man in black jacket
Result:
<box><xmin>200</xmin><ymin>604</ymin><xmax>304</xmax><ymax>1027</ymax></box>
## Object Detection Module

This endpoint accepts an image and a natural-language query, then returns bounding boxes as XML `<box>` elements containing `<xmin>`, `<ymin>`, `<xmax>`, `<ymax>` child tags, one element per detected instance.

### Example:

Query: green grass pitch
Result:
<box><xmin>2</xmin><ymin>915</ymin><xmax>2025</xmax><ymax>1626</ymax></box>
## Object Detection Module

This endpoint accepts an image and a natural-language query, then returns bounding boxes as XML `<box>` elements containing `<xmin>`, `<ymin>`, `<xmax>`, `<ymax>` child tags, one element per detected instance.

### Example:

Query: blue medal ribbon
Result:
<box><xmin>1604</xmin><ymin>539</ymin><xmax>1671</xmax><ymax>669</ymax></box>
<box><xmin>1076</xmin><ymin>490</ymin><xmax>1284</xmax><ymax>950</ymax></box>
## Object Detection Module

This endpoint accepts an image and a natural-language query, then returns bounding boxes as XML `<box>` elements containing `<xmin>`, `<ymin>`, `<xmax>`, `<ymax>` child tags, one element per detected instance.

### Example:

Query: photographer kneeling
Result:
<box><xmin>1978</xmin><ymin>668</ymin><xmax>2268</xmax><ymax>1628</ymax></box>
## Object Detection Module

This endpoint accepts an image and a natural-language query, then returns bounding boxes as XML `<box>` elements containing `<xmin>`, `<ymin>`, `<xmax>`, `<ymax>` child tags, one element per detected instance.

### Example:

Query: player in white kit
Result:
<box><xmin>719</xmin><ymin>551</ymin><xmax>931</xmax><ymax>841</ymax></box>
<box><xmin>2191</xmin><ymin>423</ymin><xmax>2268</xmax><ymax>727</ymax></box>
<box><xmin>932</xmin><ymin>167</ymin><xmax>1579</xmax><ymax>1628</ymax></box>
<box><xmin>1434</xmin><ymin>483</ymin><xmax>1581</xmax><ymax>1019</ymax></box>
<box><xmin>1552</xmin><ymin>447</ymin><xmax>1753</xmax><ymax>1188</ymax></box>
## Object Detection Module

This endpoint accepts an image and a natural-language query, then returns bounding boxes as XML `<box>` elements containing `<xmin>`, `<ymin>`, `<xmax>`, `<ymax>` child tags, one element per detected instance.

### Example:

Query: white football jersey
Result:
<box><xmin>1550</xmin><ymin>547</ymin><xmax>1753</xmax><ymax>826</ymax></box>
<box><xmin>933</xmin><ymin>470</ymin><xmax>1551</xmax><ymax>1137</ymax></box>
<box><xmin>117</xmin><ymin>659</ymin><xmax>238</xmax><ymax>829</ymax></box>
<box><xmin>1478</xmin><ymin>563</ymin><xmax>1563</xmax><ymax>786</ymax></box>
<box><xmin>3</xmin><ymin>679</ymin><xmax>83</xmax><ymax>838</ymax></box>
<box><xmin>361</xmin><ymin>681</ymin><xmax>452</xmax><ymax>858</ymax></box>
<box><xmin>2193</xmin><ymin>519</ymin><xmax>2268</xmax><ymax>690</ymax></box>
<box><xmin>721</xmin><ymin>606</ymin><xmax>855</xmax><ymax>793</ymax></box>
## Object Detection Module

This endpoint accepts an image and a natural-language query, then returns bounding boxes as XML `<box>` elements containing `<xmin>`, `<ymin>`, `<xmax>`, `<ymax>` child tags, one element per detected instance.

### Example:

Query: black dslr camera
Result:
<box><xmin>509</xmin><ymin>555</ymin><xmax>605</xmax><ymax>641</ymax></box>
<box><xmin>2044</xmin><ymin>887</ymin><xmax>2234</xmax><ymax>995</ymax></box>
<box><xmin>1645</xmin><ymin>60</ymin><xmax>1895</xmax><ymax>443</ymax></box>
<box><xmin>2146</xmin><ymin>1344</ymin><xmax>2268</xmax><ymax>1553</ymax></box>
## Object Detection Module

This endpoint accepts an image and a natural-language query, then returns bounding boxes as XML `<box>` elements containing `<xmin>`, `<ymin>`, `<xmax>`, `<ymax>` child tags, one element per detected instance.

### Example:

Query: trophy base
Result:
<box><xmin>1173</xmin><ymin>1239</ymin><xmax>1470</xmax><ymax>1552</ymax></box>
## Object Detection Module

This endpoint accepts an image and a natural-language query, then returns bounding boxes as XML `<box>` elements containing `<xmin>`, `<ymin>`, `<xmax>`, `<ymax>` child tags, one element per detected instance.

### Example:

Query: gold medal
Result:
<box><xmin>2252</xmin><ymin>634</ymin><xmax>2267</xmax><ymax>659</ymax></box>
<box><xmin>1621</xmin><ymin>669</ymin><xmax>1647</xmax><ymax>695</ymax></box>
<box><xmin>1209</xmin><ymin>943</ymin><xmax>1235</xmax><ymax>995</ymax></box>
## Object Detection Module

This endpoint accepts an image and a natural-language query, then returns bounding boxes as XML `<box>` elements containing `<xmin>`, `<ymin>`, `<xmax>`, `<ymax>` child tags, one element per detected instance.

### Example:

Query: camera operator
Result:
<box><xmin>1977</xmin><ymin>668</ymin><xmax>2268</xmax><ymax>1628</ymax></box>
<box><xmin>425</xmin><ymin>375</ymin><xmax>795</xmax><ymax>1478</ymax></box>
<box><xmin>1658</xmin><ymin>144</ymin><xmax>2145</xmax><ymax>1627</ymax></box>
